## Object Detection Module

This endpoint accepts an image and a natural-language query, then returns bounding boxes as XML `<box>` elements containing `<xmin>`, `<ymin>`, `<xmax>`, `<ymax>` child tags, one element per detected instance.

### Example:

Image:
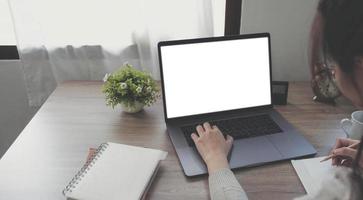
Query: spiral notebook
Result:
<box><xmin>63</xmin><ymin>142</ymin><xmax>168</xmax><ymax>200</ymax></box>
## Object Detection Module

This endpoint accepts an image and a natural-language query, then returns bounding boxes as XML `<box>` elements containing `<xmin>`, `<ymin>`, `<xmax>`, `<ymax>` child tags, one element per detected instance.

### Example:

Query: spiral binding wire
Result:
<box><xmin>62</xmin><ymin>143</ymin><xmax>109</xmax><ymax>196</ymax></box>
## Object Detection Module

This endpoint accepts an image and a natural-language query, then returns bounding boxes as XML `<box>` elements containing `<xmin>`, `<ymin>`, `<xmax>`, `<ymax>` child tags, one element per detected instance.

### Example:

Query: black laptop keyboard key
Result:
<box><xmin>181</xmin><ymin>114</ymin><xmax>283</xmax><ymax>147</ymax></box>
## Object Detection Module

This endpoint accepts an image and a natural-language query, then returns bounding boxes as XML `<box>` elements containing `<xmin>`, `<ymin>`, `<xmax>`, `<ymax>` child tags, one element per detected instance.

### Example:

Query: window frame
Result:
<box><xmin>224</xmin><ymin>0</ymin><xmax>242</xmax><ymax>35</ymax></box>
<box><xmin>0</xmin><ymin>46</ymin><xmax>19</xmax><ymax>60</ymax></box>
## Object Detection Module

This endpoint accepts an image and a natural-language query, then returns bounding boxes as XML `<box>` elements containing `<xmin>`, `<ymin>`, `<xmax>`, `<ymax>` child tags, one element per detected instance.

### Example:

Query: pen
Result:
<box><xmin>320</xmin><ymin>142</ymin><xmax>360</xmax><ymax>163</ymax></box>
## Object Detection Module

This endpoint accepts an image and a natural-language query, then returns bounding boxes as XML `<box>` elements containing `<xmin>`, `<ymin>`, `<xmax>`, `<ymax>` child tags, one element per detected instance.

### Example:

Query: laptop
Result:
<box><xmin>157</xmin><ymin>33</ymin><xmax>317</xmax><ymax>177</ymax></box>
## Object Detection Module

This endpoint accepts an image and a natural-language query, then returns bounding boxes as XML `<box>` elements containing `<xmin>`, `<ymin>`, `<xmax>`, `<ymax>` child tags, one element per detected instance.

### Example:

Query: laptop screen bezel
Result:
<box><xmin>158</xmin><ymin>33</ymin><xmax>273</xmax><ymax>123</ymax></box>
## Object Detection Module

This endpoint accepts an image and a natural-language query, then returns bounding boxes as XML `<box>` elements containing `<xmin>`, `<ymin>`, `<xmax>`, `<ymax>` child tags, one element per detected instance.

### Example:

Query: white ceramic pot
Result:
<box><xmin>120</xmin><ymin>101</ymin><xmax>144</xmax><ymax>113</ymax></box>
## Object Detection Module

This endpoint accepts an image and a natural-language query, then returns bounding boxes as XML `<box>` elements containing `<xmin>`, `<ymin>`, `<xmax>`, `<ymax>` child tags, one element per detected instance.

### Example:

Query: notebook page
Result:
<box><xmin>68</xmin><ymin>143</ymin><xmax>167</xmax><ymax>200</ymax></box>
<box><xmin>291</xmin><ymin>157</ymin><xmax>334</xmax><ymax>194</ymax></box>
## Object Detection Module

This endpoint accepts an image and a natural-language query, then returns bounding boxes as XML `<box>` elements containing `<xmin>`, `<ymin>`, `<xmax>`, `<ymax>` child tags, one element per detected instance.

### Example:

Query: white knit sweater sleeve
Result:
<box><xmin>208</xmin><ymin>168</ymin><xmax>248</xmax><ymax>200</ymax></box>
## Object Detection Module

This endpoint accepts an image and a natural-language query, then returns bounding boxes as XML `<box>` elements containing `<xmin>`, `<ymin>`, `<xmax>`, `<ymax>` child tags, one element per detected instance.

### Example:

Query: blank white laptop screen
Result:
<box><xmin>160</xmin><ymin>37</ymin><xmax>271</xmax><ymax>119</ymax></box>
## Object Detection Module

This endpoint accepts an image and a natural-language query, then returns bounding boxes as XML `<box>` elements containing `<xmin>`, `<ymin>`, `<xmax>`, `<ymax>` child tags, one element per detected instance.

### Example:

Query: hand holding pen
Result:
<box><xmin>321</xmin><ymin>138</ymin><xmax>362</xmax><ymax>168</ymax></box>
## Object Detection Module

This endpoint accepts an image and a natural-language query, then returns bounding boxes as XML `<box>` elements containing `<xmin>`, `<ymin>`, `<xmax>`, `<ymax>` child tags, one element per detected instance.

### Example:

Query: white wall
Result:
<box><xmin>240</xmin><ymin>0</ymin><xmax>319</xmax><ymax>81</ymax></box>
<box><xmin>0</xmin><ymin>60</ymin><xmax>37</xmax><ymax>158</ymax></box>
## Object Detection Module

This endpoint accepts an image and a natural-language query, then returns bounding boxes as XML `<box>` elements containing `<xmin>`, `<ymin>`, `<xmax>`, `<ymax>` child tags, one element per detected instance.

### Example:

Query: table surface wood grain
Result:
<box><xmin>0</xmin><ymin>81</ymin><xmax>356</xmax><ymax>200</ymax></box>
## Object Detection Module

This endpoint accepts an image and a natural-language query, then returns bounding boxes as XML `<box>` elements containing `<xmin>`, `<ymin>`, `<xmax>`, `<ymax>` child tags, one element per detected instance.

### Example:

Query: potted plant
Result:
<box><xmin>102</xmin><ymin>63</ymin><xmax>160</xmax><ymax>113</ymax></box>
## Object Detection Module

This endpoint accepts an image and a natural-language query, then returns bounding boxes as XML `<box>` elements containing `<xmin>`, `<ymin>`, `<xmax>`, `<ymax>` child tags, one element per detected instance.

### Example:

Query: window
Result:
<box><xmin>0</xmin><ymin>0</ymin><xmax>16</xmax><ymax>45</ymax></box>
<box><xmin>8</xmin><ymin>0</ymin><xmax>226</xmax><ymax>48</ymax></box>
<box><xmin>0</xmin><ymin>0</ymin><xmax>19</xmax><ymax>59</ymax></box>
<box><xmin>3</xmin><ymin>0</ymin><xmax>227</xmax><ymax>60</ymax></box>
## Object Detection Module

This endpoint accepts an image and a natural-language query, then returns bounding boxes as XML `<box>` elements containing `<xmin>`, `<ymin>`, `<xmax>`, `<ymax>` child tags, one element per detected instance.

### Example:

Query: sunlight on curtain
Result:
<box><xmin>0</xmin><ymin>0</ymin><xmax>16</xmax><ymax>45</ymax></box>
<box><xmin>8</xmin><ymin>0</ymin><xmax>220</xmax><ymax>106</ymax></box>
<box><xmin>17</xmin><ymin>0</ymin><xmax>138</xmax><ymax>49</ymax></box>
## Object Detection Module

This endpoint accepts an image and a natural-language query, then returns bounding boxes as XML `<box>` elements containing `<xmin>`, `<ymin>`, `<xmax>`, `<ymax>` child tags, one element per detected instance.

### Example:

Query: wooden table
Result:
<box><xmin>0</xmin><ymin>81</ymin><xmax>356</xmax><ymax>200</ymax></box>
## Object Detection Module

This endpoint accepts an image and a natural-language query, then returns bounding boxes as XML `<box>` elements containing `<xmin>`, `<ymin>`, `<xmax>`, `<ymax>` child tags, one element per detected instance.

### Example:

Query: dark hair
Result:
<box><xmin>318</xmin><ymin>0</ymin><xmax>363</xmax><ymax>74</ymax></box>
<box><xmin>317</xmin><ymin>0</ymin><xmax>363</xmax><ymax>199</ymax></box>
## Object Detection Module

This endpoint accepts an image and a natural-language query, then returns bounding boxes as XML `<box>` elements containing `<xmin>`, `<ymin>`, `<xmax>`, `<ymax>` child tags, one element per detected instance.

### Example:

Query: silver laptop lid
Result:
<box><xmin>158</xmin><ymin>33</ymin><xmax>272</xmax><ymax>121</ymax></box>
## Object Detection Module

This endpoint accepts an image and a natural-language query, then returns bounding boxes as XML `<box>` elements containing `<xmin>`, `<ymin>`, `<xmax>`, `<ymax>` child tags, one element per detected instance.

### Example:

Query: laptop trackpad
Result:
<box><xmin>229</xmin><ymin>136</ymin><xmax>283</xmax><ymax>168</ymax></box>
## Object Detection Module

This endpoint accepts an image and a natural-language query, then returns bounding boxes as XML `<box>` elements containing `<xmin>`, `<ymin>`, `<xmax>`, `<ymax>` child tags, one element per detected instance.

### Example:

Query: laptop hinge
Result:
<box><xmin>165</xmin><ymin>105</ymin><xmax>273</xmax><ymax>125</ymax></box>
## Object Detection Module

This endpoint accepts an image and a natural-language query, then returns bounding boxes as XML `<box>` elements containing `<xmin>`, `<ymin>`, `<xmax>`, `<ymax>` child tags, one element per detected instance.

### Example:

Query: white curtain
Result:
<box><xmin>8</xmin><ymin>0</ymin><xmax>218</xmax><ymax>106</ymax></box>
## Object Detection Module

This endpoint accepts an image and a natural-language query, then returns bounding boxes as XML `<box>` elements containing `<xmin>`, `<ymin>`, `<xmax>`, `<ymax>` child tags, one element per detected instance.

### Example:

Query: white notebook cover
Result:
<box><xmin>291</xmin><ymin>157</ymin><xmax>335</xmax><ymax>194</ymax></box>
<box><xmin>63</xmin><ymin>142</ymin><xmax>168</xmax><ymax>200</ymax></box>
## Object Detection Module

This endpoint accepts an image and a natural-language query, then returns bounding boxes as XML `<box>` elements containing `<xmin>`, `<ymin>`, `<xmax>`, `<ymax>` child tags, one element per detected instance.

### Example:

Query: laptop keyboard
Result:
<box><xmin>181</xmin><ymin>114</ymin><xmax>283</xmax><ymax>147</ymax></box>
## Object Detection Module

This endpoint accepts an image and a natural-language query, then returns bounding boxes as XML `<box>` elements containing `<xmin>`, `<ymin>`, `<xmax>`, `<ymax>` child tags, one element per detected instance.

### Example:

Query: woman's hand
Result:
<box><xmin>191</xmin><ymin>122</ymin><xmax>234</xmax><ymax>173</ymax></box>
<box><xmin>331</xmin><ymin>138</ymin><xmax>362</xmax><ymax>168</ymax></box>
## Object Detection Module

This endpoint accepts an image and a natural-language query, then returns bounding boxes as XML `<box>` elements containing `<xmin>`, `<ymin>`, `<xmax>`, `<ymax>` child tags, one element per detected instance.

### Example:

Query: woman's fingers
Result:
<box><xmin>333</xmin><ymin>147</ymin><xmax>357</xmax><ymax>159</ymax></box>
<box><xmin>191</xmin><ymin>133</ymin><xmax>199</xmax><ymax>143</ymax></box>
<box><xmin>331</xmin><ymin>138</ymin><xmax>360</xmax><ymax>166</ymax></box>
<box><xmin>196</xmin><ymin>125</ymin><xmax>205</xmax><ymax>136</ymax></box>
<box><xmin>341</xmin><ymin>159</ymin><xmax>353</xmax><ymax>167</ymax></box>
<box><xmin>332</xmin><ymin>138</ymin><xmax>358</xmax><ymax>151</ymax></box>
<box><xmin>203</xmin><ymin>122</ymin><xmax>212</xmax><ymax>131</ymax></box>
<box><xmin>225</xmin><ymin>135</ymin><xmax>234</xmax><ymax>151</ymax></box>
<box><xmin>226</xmin><ymin>135</ymin><xmax>234</xmax><ymax>145</ymax></box>
<box><xmin>332</xmin><ymin>156</ymin><xmax>342</xmax><ymax>166</ymax></box>
<box><xmin>212</xmin><ymin>125</ymin><xmax>224</xmax><ymax>136</ymax></box>
<box><xmin>333</xmin><ymin>156</ymin><xmax>353</xmax><ymax>167</ymax></box>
